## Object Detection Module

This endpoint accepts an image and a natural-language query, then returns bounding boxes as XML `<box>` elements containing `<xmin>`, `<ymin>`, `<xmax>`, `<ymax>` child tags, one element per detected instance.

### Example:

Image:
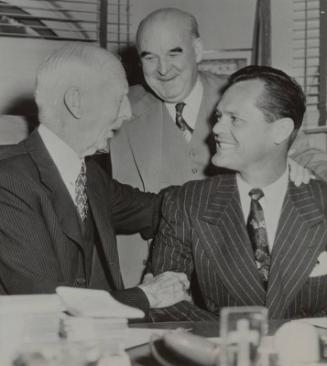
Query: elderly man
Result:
<box><xmin>111</xmin><ymin>7</ymin><xmax>327</xmax><ymax>286</ymax></box>
<box><xmin>0</xmin><ymin>43</ymin><xmax>189</xmax><ymax>317</ymax></box>
<box><xmin>150</xmin><ymin>65</ymin><xmax>327</xmax><ymax>321</ymax></box>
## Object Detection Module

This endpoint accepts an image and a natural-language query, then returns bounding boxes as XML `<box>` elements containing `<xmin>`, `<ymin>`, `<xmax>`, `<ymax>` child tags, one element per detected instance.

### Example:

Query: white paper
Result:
<box><xmin>296</xmin><ymin>317</ymin><xmax>327</xmax><ymax>328</ymax></box>
<box><xmin>56</xmin><ymin>286</ymin><xmax>145</xmax><ymax>319</ymax></box>
<box><xmin>0</xmin><ymin>293</ymin><xmax>63</xmax><ymax>314</ymax></box>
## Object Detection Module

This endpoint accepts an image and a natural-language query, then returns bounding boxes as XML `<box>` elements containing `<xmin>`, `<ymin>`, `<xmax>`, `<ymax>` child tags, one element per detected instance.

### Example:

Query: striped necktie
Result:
<box><xmin>247</xmin><ymin>188</ymin><xmax>271</xmax><ymax>288</ymax></box>
<box><xmin>175</xmin><ymin>102</ymin><xmax>193</xmax><ymax>134</ymax></box>
<box><xmin>75</xmin><ymin>161</ymin><xmax>88</xmax><ymax>222</ymax></box>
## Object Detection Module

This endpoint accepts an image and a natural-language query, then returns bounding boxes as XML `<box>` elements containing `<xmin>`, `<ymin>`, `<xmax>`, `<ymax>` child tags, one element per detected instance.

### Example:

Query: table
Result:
<box><xmin>128</xmin><ymin>321</ymin><xmax>284</xmax><ymax>366</ymax></box>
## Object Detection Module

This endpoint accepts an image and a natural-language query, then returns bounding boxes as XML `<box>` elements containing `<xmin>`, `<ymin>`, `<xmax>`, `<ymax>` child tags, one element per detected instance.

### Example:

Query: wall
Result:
<box><xmin>271</xmin><ymin>0</ymin><xmax>327</xmax><ymax>149</ymax></box>
<box><xmin>0</xmin><ymin>0</ymin><xmax>256</xmax><ymax>115</ymax></box>
<box><xmin>130</xmin><ymin>0</ymin><xmax>256</xmax><ymax>50</ymax></box>
<box><xmin>271</xmin><ymin>0</ymin><xmax>294</xmax><ymax>75</ymax></box>
<box><xmin>0</xmin><ymin>37</ymin><xmax>62</xmax><ymax>115</ymax></box>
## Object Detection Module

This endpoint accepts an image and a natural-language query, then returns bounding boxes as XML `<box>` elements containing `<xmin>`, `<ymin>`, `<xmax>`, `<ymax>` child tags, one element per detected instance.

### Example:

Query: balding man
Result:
<box><xmin>0</xmin><ymin>43</ymin><xmax>189</xmax><ymax>317</ymax></box>
<box><xmin>111</xmin><ymin>7</ymin><xmax>327</xmax><ymax>286</ymax></box>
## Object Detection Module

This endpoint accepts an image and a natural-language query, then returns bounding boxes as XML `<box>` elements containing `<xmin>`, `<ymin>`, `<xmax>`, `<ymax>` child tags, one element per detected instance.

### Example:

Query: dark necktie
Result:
<box><xmin>247</xmin><ymin>188</ymin><xmax>271</xmax><ymax>287</ymax></box>
<box><xmin>175</xmin><ymin>102</ymin><xmax>193</xmax><ymax>134</ymax></box>
<box><xmin>75</xmin><ymin>161</ymin><xmax>88</xmax><ymax>222</ymax></box>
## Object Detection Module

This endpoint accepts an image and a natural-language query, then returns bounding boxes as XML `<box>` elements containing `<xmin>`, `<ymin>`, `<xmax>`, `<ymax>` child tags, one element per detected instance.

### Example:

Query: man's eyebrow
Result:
<box><xmin>140</xmin><ymin>51</ymin><xmax>152</xmax><ymax>58</ymax></box>
<box><xmin>170</xmin><ymin>47</ymin><xmax>183</xmax><ymax>53</ymax></box>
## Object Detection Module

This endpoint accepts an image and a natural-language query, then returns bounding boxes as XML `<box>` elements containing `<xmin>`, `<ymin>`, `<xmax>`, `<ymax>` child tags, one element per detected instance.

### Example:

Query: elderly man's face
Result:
<box><xmin>138</xmin><ymin>19</ymin><xmax>201</xmax><ymax>103</ymax></box>
<box><xmin>212</xmin><ymin>80</ymin><xmax>276</xmax><ymax>175</ymax></box>
<box><xmin>82</xmin><ymin>74</ymin><xmax>131</xmax><ymax>156</ymax></box>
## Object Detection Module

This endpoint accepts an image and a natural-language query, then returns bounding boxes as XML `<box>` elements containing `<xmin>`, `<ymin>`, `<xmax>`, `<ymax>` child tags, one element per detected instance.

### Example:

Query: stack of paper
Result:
<box><xmin>0</xmin><ymin>288</ymin><xmax>166</xmax><ymax>366</ymax></box>
<box><xmin>56</xmin><ymin>286</ymin><xmax>144</xmax><ymax>319</ymax></box>
<box><xmin>0</xmin><ymin>293</ymin><xmax>63</xmax><ymax>314</ymax></box>
<box><xmin>59</xmin><ymin>314</ymin><xmax>127</xmax><ymax>341</ymax></box>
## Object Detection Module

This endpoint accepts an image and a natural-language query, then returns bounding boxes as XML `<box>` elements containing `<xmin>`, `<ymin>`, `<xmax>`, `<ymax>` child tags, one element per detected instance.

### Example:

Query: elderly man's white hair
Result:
<box><xmin>35</xmin><ymin>43</ymin><xmax>126</xmax><ymax>122</ymax></box>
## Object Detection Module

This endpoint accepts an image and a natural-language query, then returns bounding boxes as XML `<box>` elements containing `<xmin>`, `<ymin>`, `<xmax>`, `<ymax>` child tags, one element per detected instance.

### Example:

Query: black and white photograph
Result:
<box><xmin>0</xmin><ymin>0</ymin><xmax>326</xmax><ymax>365</ymax></box>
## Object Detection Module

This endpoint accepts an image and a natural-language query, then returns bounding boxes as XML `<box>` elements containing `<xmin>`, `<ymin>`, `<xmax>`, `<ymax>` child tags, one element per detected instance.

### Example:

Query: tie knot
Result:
<box><xmin>80</xmin><ymin>161</ymin><xmax>86</xmax><ymax>175</ymax></box>
<box><xmin>175</xmin><ymin>102</ymin><xmax>186</xmax><ymax>116</ymax></box>
<box><xmin>249</xmin><ymin>188</ymin><xmax>264</xmax><ymax>201</ymax></box>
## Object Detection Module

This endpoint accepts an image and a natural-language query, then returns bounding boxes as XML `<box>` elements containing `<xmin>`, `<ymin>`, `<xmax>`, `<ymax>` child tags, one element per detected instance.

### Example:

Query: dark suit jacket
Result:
<box><xmin>151</xmin><ymin>174</ymin><xmax>327</xmax><ymax>320</ymax></box>
<box><xmin>0</xmin><ymin>130</ymin><xmax>161</xmax><ymax>314</ymax></box>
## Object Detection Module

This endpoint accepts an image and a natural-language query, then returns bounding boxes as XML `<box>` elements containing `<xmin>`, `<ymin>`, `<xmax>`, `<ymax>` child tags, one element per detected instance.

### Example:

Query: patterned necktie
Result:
<box><xmin>75</xmin><ymin>161</ymin><xmax>88</xmax><ymax>222</ymax></box>
<box><xmin>175</xmin><ymin>102</ymin><xmax>193</xmax><ymax>134</ymax></box>
<box><xmin>247</xmin><ymin>188</ymin><xmax>271</xmax><ymax>287</ymax></box>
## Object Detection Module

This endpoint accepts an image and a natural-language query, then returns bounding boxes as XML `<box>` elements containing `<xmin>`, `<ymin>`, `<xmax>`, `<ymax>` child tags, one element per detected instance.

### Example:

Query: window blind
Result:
<box><xmin>0</xmin><ymin>0</ymin><xmax>130</xmax><ymax>50</ymax></box>
<box><xmin>293</xmin><ymin>0</ymin><xmax>321</xmax><ymax>126</ymax></box>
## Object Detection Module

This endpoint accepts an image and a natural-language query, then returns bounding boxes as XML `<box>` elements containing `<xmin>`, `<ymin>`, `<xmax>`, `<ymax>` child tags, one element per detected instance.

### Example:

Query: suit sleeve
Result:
<box><xmin>111</xmin><ymin>287</ymin><xmax>150</xmax><ymax>318</ymax></box>
<box><xmin>110</xmin><ymin>179</ymin><xmax>163</xmax><ymax>239</ymax></box>
<box><xmin>149</xmin><ymin>188</ymin><xmax>219</xmax><ymax>321</ymax></box>
<box><xmin>290</xmin><ymin>131</ymin><xmax>327</xmax><ymax>181</ymax></box>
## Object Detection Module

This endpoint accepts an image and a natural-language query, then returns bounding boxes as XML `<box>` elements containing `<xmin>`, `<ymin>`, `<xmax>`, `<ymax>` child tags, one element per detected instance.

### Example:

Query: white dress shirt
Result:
<box><xmin>38</xmin><ymin>124</ymin><xmax>84</xmax><ymax>205</ymax></box>
<box><xmin>165</xmin><ymin>77</ymin><xmax>204</xmax><ymax>142</ymax></box>
<box><xmin>237</xmin><ymin>168</ymin><xmax>289</xmax><ymax>252</ymax></box>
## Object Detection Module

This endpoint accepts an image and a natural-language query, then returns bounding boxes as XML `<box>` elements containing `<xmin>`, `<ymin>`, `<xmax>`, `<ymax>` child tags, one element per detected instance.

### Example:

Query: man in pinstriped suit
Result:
<box><xmin>0</xmin><ymin>43</ymin><xmax>190</xmax><ymax>316</ymax></box>
<box><xmin>150</xmin><ymin>65</ymin><xmax>327</xmax><ymax>320</ymax></box>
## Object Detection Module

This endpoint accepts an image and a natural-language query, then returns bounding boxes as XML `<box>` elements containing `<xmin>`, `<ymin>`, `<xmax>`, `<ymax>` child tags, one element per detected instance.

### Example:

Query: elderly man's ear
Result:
<box><xmin>64</xmin><ymin>86</ymin><xmax>81</xmax><ymax>119</ymax></box>
<box><xmin>273</xmin><ymin>117</ymin><xmax>294</xmax><ymax>145</ymax></box>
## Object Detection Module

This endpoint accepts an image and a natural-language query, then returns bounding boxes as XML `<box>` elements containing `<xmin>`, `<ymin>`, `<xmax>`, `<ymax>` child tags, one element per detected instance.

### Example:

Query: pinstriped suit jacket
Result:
<box><xmin>151</xmin><ymin>174</ymin><xmax>327</xmax><ymax>320</ymax></box>
<box><xmin>0</xmin><ymin>130</ymin><xmax>161</xmax><ymax>313</ymax></box>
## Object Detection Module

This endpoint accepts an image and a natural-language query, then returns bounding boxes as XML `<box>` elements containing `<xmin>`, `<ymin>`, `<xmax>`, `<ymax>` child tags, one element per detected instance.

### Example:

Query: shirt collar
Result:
<box><xmin>236</xmin><ymin>166</ymin><xmax>289</xmax><ymax>203</ymax></box>
<box><xmin>38</xmin><ymin>124</ymin><xmax>83</xmax><ymax>193</ymax></box>
<box><xmin>165</xmin><ymin>77</ymin><xmax>203</xmax><ymax>129</ymax></box>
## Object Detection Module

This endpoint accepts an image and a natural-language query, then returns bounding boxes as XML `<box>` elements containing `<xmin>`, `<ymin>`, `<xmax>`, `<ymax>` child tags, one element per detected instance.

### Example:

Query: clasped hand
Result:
<box><xmin>139</xmin><ymin>271</ymin><xmax>190</xmax><ymax>308</ymax></box>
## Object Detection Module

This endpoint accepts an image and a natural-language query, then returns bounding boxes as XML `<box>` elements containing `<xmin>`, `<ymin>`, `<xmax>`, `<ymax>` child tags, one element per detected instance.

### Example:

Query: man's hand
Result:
<box><xmin>139</xmin><ymin>271</ymin><xmax>190</xmax><ymax>308</ymax></box>
<box><xmin>288</xmin><ymin>158</ymin><xmax>314</xmax><ymax>187</ymax></box>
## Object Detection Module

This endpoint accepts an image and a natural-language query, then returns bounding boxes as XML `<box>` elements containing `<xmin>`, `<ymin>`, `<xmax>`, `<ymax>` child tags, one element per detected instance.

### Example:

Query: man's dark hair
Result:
<box><xmin>224</xmin><ymin>65</ymin><xmax>306</xmax><ymax>143</ymax></box>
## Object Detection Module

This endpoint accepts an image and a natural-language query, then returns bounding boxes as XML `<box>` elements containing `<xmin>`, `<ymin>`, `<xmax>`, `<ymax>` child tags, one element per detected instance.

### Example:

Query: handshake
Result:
<box><xmin>139</xmin><ymin>271</ymin><xmax>191</xmax><ymax>308</ymax></box>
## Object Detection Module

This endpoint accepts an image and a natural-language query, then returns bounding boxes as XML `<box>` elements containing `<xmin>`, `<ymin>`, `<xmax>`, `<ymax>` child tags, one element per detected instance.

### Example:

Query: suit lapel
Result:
<box><xmin>25</xmin><ymin>131</ymin><xmax>83</xmax><ymax>248</ymax></box>
<box><xmin>124</xmin><ymin>93</ymin><xmax>164</xmax><ymax>192</ymax></box>
<box><xmin>267</xmin><ymin>181</ymin><xmax>327</xmax><ymax>318</ymax></box>
<box><xmin>198</xmin><ymin>175</ymin><xmax>266</xmax><ymax>305</ymax></box>
<box><xmin>86</xmin><ymin>165</ymin><xmax>123</xmax><ymax>289</ymax></box>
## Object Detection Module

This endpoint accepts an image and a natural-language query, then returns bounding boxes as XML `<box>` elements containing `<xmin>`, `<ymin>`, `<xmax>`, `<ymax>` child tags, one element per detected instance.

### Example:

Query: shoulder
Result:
<box><xmin>0</xmin><ymin>143</ymin><xmax>32</xmax><ymax>177</ymax></box>
<box><xmin>128</xmin><ymin>84</ymin><xmax>148</xmax><ymax>102</ymax></box>
<box><xmin>0</xmin><ymin>151</ymin><xmax>43</xmax><ymax>204</ymax></box>
<box><xmin>291</xmin><ymin>178</ymin><xmax>327</xmax><ymax>219</ymax></box>
<box><xmin>199</xmin><ymin>71</ymin><xmax>227</xmax><ymax>90</ymax></box>
<box><xmin>164</xmin><ymin>174</ymin><xmax>234</xmax><ymax>211</ymax></box>
<box><xmin>116</xmin><ymin>84</ymin><xmax>161</xmax><ymax>133</ymax></box>
<box><xmin>307</xmin><ymin>178</ymin><xmax>327</xmax><ymax>209</ymax></box>
<box><xmin>128</xmin><ymin>84</ymin><xmax>158</xmax><ymax>106</ymax></box>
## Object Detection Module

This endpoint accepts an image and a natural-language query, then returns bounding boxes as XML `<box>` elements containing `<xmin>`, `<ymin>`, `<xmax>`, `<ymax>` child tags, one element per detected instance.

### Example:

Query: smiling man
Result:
<box><xmin>111</xmin><ymin>8</ymin><xmax>228</xmax><ymax>285</ymax></box>
<box><xmin>111</xmin><ymin>7</ymin><xmax>327</xmax><ymax>287</ymax></box>
<box><xmin>150</xmin><ymin>65</ymin><xmax>327</xmax><ymax>320</ymax></box>
<box><xmin>0</xmin><ymin>43</ymin><xmax>191</xmax><ymax>317</ymax></box>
